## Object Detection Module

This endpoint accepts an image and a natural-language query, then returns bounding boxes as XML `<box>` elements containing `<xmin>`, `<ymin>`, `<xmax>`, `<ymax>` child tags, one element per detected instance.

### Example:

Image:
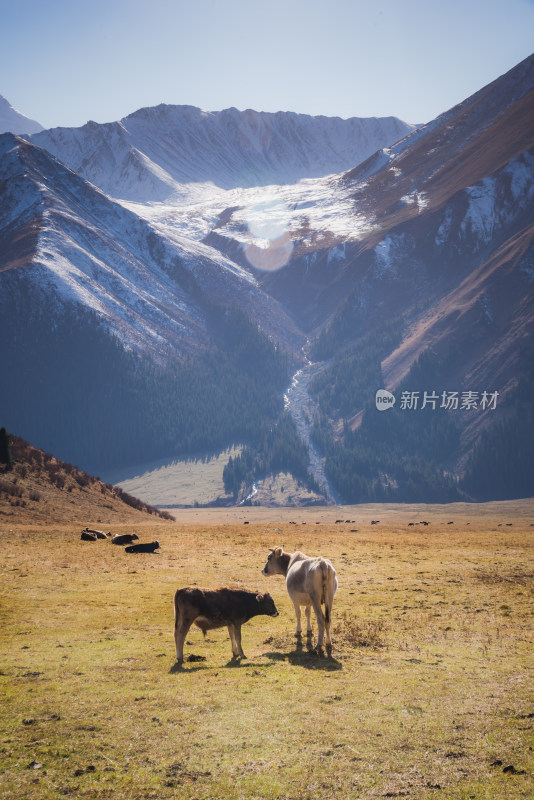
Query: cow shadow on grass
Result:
<box><xmin>169</xmin><ymin>657</ymin><xmax>276</xmax><ymax>673</ymax></box>
<box><xmin>224</xmin><ymin>657</ymin><xmax>275</xmax><ymax>670</ymax></box>
<box><xmin>169</xmin><ymin>659</ymin><xmax>209</xmax><ymax>674</ymax></box>
<box><xmin>264</xmin><ymin>634</ymin><xmax>342</xmax><ymax>671</ymax></box>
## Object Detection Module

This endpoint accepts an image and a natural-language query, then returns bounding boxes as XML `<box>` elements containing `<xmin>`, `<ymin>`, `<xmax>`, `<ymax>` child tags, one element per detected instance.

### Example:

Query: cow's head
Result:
<box><xmin>262</xmin><ymin>546</ymin><xmax>289</xmax><ymax>576</ymax></box>
<box><xmin>256</xmin><ymin>591</ymin><xmax>279</xmax><ymax>616</ymax></box>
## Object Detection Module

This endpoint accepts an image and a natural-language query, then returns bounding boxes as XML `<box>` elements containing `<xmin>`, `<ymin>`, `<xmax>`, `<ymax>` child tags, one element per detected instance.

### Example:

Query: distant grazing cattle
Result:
<box><xmin>81</xmin><ymin>531</ymin><xmax>97</xmax><ymax>541</ymax></box>
<box><xmin>174</xmin><ymin>587</ymin><xmax>279</xmax><ymax>663</ymax></box>
<box><xmin>125</xmin><ymin>541</ymin><xmax>160</xmax><ymax>553</ymax></box>
<box><xmin>262</xmin><ymin>547</ymin><xmax>337</xmax><ymax>651</ymax></box>
<box><xmin>111</xmin><ymin>534</ymin><xmax>139</xmax><ymax>545</ymax></box>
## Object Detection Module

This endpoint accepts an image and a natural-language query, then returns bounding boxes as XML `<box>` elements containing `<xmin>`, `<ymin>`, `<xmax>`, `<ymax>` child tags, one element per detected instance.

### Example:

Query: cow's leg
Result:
<box><xmin>292</xmin><ymin>600</ymin><xmax>303</xmax><ymax>636</ymax></box>
<box><xmin>311</xmin><ymin>597</ymin><xmax>326</xmax><ymax>648</ymax></box>
<box><xmin>304</xmin><ymin>604</ymin><xmax>313</xmax><ymax>636</ymax></box>
<box><xmin>324</xmin><ymin>605</ymin><xmax>332</xmax><ymax>646</ymax></box>
<box><xmin>227</xmin><ymin>623</ymin><xmax>239</xmax><ymax>658</ymax></box>
<box><xmin>174</xmin><ymin>614</ymin><xmax>194</xmax><ymax>663</ymax></box>
<box><xmin>233</xmin><ymin>624</ymin><xmax>246</xmax><ymax>659</ymax></box>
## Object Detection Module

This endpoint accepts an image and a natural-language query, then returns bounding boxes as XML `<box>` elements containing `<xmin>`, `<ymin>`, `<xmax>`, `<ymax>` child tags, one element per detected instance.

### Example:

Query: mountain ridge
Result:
<box><xmin>29</xmin><ymin>105</ymin><xmax>414</xmax><ymax>201</ymax></box>
<box><xmin>0</xmin><ymin>94</ymin><xmax>43</xmax><ymax>135</ymax></box>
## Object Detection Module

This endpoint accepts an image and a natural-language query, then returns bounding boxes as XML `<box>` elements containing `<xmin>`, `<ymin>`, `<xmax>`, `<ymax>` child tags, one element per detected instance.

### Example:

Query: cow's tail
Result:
<box><xmin>321</xmin><ymin>561</ymin><xmax>336</xmax><ymax>625</ymax></box>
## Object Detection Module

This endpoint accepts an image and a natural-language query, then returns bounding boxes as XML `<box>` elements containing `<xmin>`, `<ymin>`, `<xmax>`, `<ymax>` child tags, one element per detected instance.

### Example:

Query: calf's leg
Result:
<box><xmin>233</xmin><ymin>624</ymin><xmax>246</xmax><ymax>659</ymax></box>
<box><xmin>174</xmin><ymin>614</ymin><xmax>194</xmax><ymax>663</ymax></box>
<box><xmin>227</xmin><ymin>623</ymin><xmax>239</xmax><ymax>658</ymax></box>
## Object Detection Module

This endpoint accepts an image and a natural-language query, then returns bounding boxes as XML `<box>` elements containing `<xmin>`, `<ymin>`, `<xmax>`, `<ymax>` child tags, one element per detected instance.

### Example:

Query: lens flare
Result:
<box><xmin>242</xmin><ymin>197</ymin><xmax>293</xmax><ymax>271</ymax></box>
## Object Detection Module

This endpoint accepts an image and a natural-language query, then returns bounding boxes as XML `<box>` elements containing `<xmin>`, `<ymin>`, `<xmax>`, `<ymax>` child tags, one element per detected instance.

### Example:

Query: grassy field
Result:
<box><xmin>108</xmin><ymin>448</ymin><xmax>241</xmax><ymax>508</ymax></box>
<box><xmin>1</xmin><ymin>502</ymin><xmax>533</xmax><ymax>799</ymax></box>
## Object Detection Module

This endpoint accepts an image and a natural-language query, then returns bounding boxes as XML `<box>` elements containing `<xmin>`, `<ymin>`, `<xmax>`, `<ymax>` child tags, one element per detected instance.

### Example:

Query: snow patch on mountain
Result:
<box><xmin>435</xmin><ymin>207</ymin><xmax>454</xmax><ymax>247</ymax></box>
<box><xmin>461</xmin><ymin>153</ymin><xmax>534</xmax><ymax>249</ymax></box>
<box><xmin>462</xmin><ymin>180</ymin><xmax>498</xmax><ymax>246</ymax></box>
<box><xmin>400</xmin><ymin>191</ymin><xmax>428</xmax><ymax>210</ymax></box>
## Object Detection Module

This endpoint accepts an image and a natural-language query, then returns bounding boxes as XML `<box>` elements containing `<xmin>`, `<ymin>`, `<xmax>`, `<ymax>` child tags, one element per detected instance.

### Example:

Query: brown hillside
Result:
<box><xmin>0</xmin><ymin>433</ymin><xmax>174</xmax><ymax>524</ymax></box>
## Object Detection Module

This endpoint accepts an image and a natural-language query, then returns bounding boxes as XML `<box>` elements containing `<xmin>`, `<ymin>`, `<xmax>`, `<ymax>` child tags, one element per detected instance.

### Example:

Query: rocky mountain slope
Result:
<box><xmin>0</xmin><ymin>133</ymin><xmax>304</xmax><ymax>359</ymax></box>
<box><xmin>0</xmin><ymin>431</ymin><xmax>173</xmax><ymax>523</ymax></box>
<box><xmin>208</xmin><ymin>55</ymin><xmax>534</xmax><ymax>411</ymax></box>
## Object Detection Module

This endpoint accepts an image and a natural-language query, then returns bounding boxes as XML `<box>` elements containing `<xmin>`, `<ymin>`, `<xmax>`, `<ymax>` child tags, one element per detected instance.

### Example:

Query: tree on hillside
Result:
<box><xmin>0</xmin><ymin>427</ymin><xmax>13</xmax><ymax>470</ymax></box>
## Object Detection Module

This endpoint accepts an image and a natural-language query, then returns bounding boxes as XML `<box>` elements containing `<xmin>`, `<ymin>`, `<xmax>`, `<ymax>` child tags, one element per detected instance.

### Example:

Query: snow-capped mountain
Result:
<box><xmin>208</xmin><ymin>54</ymin><xmax>534</xmax><ymax>395</ymax></box>
<box><xmin>30</xmin><ymin>106</ymin><xmax>414</xmax><ymax>201</ymax></box>
<box><xmin>1</xmin><ymin>54</ymin><xmax>533</xmax><ymax>499</ymax></box>
<box><xmin>0</xmin><ymin>133</ymin><xmax>303</xmax><ymax>359</ymax></box>
<box><xmin>0</xmin><ymin>95</ymin><xmax>43</xmax><ymax>135</ymax></box>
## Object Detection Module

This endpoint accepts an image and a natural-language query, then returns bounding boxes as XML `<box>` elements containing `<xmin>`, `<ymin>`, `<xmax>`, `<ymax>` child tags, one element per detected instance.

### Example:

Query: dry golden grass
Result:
<box><xmin>0</xmin><ymin>436</ymin><xmax>171</xmax><ymax>524</ymax></box>
<box><xmin>1</xmin><ymin>501</ymin><xmax>533</xmax><ymax>799</ymax></box>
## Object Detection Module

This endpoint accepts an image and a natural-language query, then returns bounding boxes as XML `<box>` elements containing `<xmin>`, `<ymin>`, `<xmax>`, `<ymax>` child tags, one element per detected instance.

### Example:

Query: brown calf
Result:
<box><xmin>174</xmin><ymin>587</ymin><xmax>278</xmax><ymax>662</ymax></box>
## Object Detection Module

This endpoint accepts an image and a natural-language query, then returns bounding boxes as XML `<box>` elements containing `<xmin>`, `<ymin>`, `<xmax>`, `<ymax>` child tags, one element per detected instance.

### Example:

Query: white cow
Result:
<box><xmin>262</xmin><ymin>547</ymin><xmax>337</xmax><ymax>650</ymax></box>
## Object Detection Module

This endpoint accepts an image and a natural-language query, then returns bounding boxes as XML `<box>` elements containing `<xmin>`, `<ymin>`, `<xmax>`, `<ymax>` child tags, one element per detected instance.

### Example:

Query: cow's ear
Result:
<box><xmin>274</xmin><ymin>546</ymin><xmax>284</xmax><ymax>557</ymax></box>
<box><xmin>256</xmin><ymin>592</ymin><xmax>265</xmax><ymax>603</ymax></box>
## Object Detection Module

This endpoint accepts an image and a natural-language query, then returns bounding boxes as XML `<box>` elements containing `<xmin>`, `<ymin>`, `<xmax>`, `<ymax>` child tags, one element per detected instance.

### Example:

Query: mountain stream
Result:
<box><xmin>283</xmin><ymin>357</ymin><xmax>341</xmax><ymax>505</ymax></box>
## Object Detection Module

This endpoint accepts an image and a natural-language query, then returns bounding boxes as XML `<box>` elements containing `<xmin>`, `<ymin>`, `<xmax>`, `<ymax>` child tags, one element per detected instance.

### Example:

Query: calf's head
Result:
<box><xmin>262</xmin><ymin>547</ymin><xmax>289</xmax><ymax>576</ymax></box>
<box><xmin>256</xmin><ymin>591</ymin><xmax>279</xmax><ymax>616</ymax></box>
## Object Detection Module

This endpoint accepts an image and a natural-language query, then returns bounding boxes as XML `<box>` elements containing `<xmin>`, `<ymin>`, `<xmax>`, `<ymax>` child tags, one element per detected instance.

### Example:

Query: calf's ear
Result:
<box><xmin>256</xmin><ymin>592</ymin><xmax>265</xmax><ymax>603</ymax></box>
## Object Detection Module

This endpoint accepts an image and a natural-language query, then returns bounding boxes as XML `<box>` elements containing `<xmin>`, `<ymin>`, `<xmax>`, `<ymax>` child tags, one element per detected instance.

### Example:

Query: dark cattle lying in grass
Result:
<box><xmin>174</xmin><ymin>587</ymin><xmax>279</xmax><ymax>663</ymax></box>
<box><xmin>125</xmin><ymin>541</ymin><xmax>160</xmax><ymax>554</ymax></box>
<box><xmin>84</xmin><ymin>528</ymin><xmax>109</xmax><ymax>539</ymax></box>
<box><xmin>111</xmin><ymin>534</ymin><xmax>139</xmax><ymax>545</ymax></box>
<box><xmin>81</xmin><ymin>531</ymin><xmax>97</xmax><ymax>541</ymax></box>
<box><xmin>262</xmin><ymin>546</ymin><xmax>337</xmax><ymax>651</ymax></box>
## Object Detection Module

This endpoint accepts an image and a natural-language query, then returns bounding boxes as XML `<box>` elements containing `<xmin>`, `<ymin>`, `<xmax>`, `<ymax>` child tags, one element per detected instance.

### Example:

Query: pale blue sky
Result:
<box><xmin>1</xmin><ymin>0</ymin><xmax>533</xmax><ymax>129</ymax></box>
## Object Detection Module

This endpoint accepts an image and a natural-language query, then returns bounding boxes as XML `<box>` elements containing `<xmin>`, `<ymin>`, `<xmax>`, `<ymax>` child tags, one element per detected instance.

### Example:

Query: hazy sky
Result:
<box><xmin>1</xmin><ymin>0</ymin><xmax>533</xmax><ymax>129</ymax></box>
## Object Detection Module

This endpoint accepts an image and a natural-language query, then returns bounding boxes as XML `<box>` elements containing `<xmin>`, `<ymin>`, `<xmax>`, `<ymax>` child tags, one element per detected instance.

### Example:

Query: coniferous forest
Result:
<box><xmin>2</xmin><ymin>283</ymin><xmax>532</xmax><ymax>503</ymax></box>
<box><xmin>0</xmin><ymin>298</ymin><xmax>294</xmax><ymax>476</ymax></box>
<box><xmin>309</xmin><ymin>338</ymin><xmax>463</xmax><ymax>504</ymax></box>
<box><xmin>461</xmin><ymin>346</ymin><xmax>534</xmax><ymax>500</ymax></box>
